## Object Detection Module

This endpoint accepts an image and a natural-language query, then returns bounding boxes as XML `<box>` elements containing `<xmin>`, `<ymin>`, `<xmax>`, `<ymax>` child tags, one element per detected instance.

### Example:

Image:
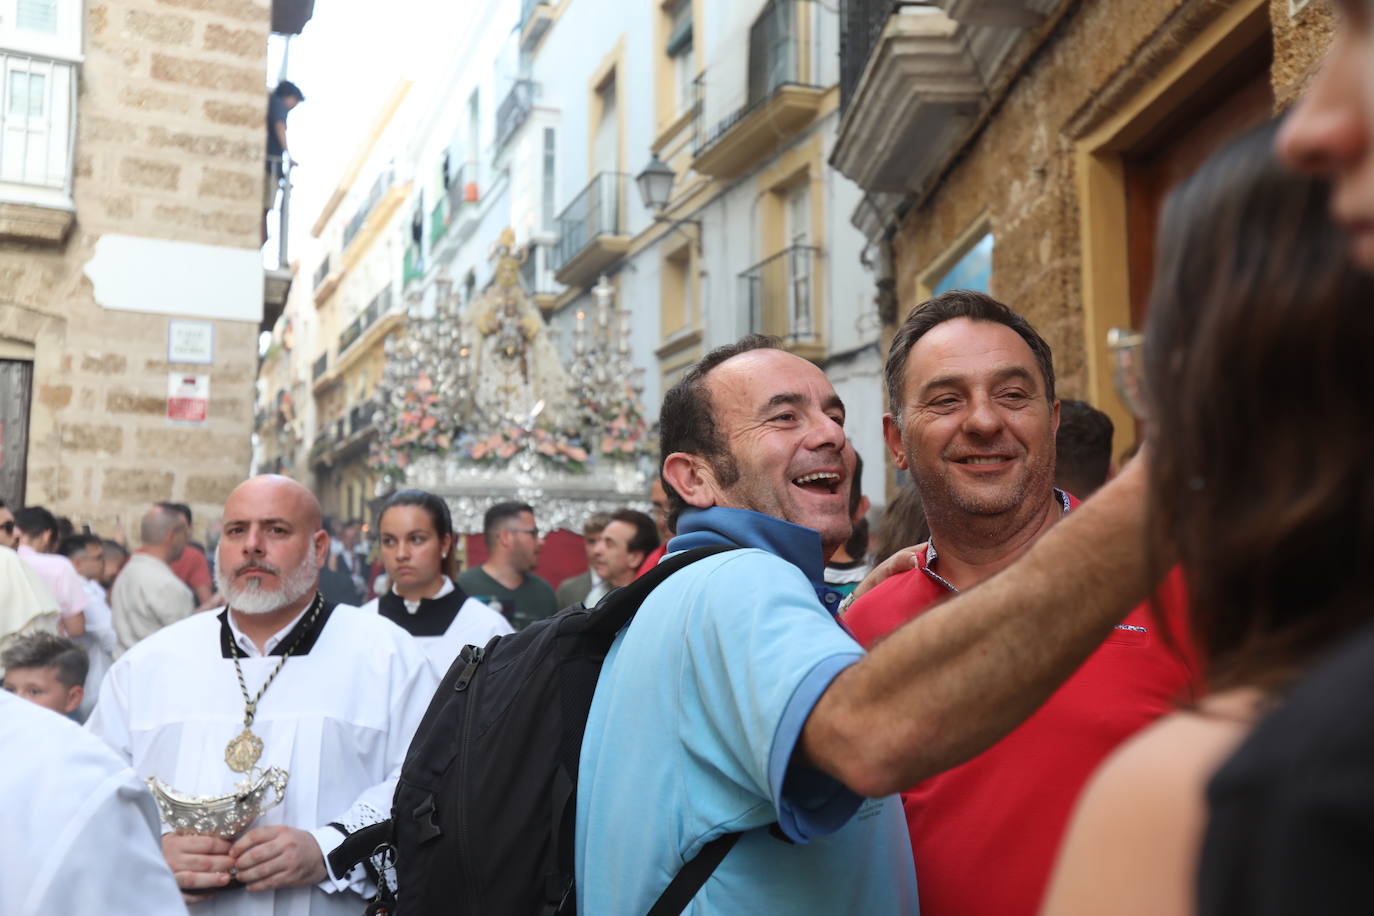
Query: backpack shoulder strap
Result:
<box><xmin>646</xmin><ymin>832</ymin><xmax>742</xmax><ymax>916</ymax></box>
<box><xmin>583</xmin><ymin>544</ymin><xmax>739</xmax><ymax>638</ymax></box>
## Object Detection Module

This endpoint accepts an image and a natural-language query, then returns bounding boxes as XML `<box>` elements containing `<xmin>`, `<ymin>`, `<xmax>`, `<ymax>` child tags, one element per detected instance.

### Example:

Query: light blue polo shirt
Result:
<box><xmin>576</xmin><ymin>507</ymin><xmax>918</xmax><ymax>914</ymax></box>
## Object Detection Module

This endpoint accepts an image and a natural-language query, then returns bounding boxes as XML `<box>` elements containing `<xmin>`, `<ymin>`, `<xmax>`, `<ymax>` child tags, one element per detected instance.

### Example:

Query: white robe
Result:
<box><xmin>87</xmin><ymin>603</ymin><xmax>439</xmax><ymax>916</ymax></box>
<box><xmin>359</xmin><ymin>577</ymin><xmax>513</xmax><ymax>677</ymax></box>
<box><xmin>0</xmin><ymin>690</ymin><xmax>187</xmax><ymax>916</ymax></box>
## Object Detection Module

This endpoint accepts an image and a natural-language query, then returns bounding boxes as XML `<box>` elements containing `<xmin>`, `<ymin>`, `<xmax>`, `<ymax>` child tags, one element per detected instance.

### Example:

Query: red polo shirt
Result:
<box><xmin>844</xmin><ymin>500</ymin><xmax>1200</xmax><ymax>916</ymax></box>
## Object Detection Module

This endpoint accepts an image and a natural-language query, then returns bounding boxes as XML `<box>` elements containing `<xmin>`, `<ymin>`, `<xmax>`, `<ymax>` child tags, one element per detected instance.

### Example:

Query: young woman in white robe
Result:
<box><xmin>359</xmin><ymin>490</ymin><xmax>512</xmax><ymax>678</ymax></box>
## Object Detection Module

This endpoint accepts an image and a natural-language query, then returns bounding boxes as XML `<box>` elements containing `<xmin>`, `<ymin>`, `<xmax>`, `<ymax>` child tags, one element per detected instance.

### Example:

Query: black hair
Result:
<box><xmin>378</xmin><ymin>489</ymin><xmax>457</xmax><ymax>578</ymax></box>
<box><xmin>842</xmin><ymin>450</ymin><xmax>867</xmax><ymax>560</ymax></box>
<box><xmin>482</xmin><ymin>501</ymin><xmax>535</xmax><ymax>549</ymax></box>
<box><xmin>57</xmin><ymin>533</ymin><xmax>101</xmax><ymax>559</ymax></box>
<box><xmin>1054</xmin><ymin>399</ymin><xmax>1115</xmax><ymax>499</ymax></box>
<box><xmin>14</xmin><ymin>506</ymin><xmax>57</xmax><ymax>540</ymax></box>
<box><xmin>609</xmin><ymin>508</ymin><xmax>660</xmax><ymax>558</ymax></box>
<box><xmin>274</xmin><ymin>80</ymin><xmax>304</xmax><ymax>102</ymax></box>
<box><xmin>658</xmin><ymin>334</ymin><xmax>783</xmax><ymax>528</ymax></box>
<box><xmin>1</xmin><ymin>632</ymin><xmax>88</xmax><ymax>689</ymax></box>
<box><xmin>885</xmin><ymin>289</ymin><xmax>1056</xmax><ymax>421</ymax></box>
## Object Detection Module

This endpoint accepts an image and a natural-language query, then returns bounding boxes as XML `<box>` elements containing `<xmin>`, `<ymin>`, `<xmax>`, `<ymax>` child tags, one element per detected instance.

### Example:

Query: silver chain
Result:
<box><xmin>228</xmin><ymin>592</ymin><xmax>324</xmax><ymax>727</ymax></box>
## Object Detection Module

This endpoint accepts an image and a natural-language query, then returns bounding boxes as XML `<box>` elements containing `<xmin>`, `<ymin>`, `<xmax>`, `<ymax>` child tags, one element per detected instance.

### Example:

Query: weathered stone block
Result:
<box><xmin>103</xmin><ymin>468</ymin><xmax>174</xmax><ymax>502</ymax></box>
<box><xmin>184</xmin><ymin>473</ymin><xmax>244</xmax><ymax>505</ymax></box>
<box><xmin>74</xmin><ymin>153</ymin><xmax>94</xmax><ymax>178</ymax></box>
<box><xmin>151</xmin><ymin>204</ymin><xmax>257</xmax><ymax>237</ymax></box>
<box><xmin>80</xmin><ymin>352</ymin><xmax>128</xmax><ymax>374</ymax></box>
<box><xmin>120</xmin><ymin>156</ymin><xmax>182</xmax><ymax>190</ymax></box>
<box><xmin>204</xmin><ymin>23</ymin><xmax>259</xmax><ymax>58</ymax></box>
<box><xmin>204</xmin><ymin>99</ymin><xmax>262</xmax><ymax>129</ymax></box>
<box><xmin>198</xmin><ymin>166</ymin><xmax>257</xmax><ymax>200</ymax></box>
<box><xmin>38</xmin><ymin>384</ymin><xmax>73</xmax><ymax>408</ymax></box>
<box><xmin>135</xmin><ymin>427</ymin><xmax>233</xmax><ymax>461</ymax></box>
<box><xmin>146</xmin><ymin>126</ymin><xmax>259</xmax><ymax>164</ymax></box>
<box><xmin>154</xmin><ymin>0</ymin><xmax>266</xmax><ymax>25</ymax></box>
<box><xmin>127</xmin><ymin>8</ymin><xmax>194</xmax><ymax>44</ymax></box>
<box><xmin>60</xmin><ymin>423</ymin><xmax>123</xmax><ymax>454</ymax></box>
<box><xmin>95</xmin><ymin>194</ymin><xmax>137</xmax><ymax>220</ymax></box>
<box><xmin>150</xmin><ymin>53</ymin><xmax>261</xmax><ymax>95</ymax></box>
<box><xmin>30</xmin><ymin>466</ymin><xmax>73</xmax><ymax>503</ymax></box>
<box><xmin>119</xmin><ymin>86</ymin><xmax>194</xmax><ymax>115</ymax></box>
<box><xmin>83</xmin><ymin>115</ymin><xmax>139</xmax><ymax>144</ymax></box>
<box><xmin>108</xmin><ymin>389</ymin><xmax>166</xmax><ymax>415</ymax></box>
<box><xmin>89</xmin><ymin>4</ymin><xmax>108</xmax><ymax>36</ymax></box>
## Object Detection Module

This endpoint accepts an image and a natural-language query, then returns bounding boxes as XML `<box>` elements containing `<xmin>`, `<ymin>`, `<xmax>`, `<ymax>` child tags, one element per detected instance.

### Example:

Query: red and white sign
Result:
<box><xmin>167</xmin><ymin>373</ymin><xmax>209</xmax><ymax>424</ymax></box>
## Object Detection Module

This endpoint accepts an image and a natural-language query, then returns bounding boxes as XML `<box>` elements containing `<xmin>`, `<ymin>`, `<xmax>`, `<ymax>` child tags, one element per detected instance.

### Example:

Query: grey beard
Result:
<box><xmin>216</xmin><ymin>551</ymin><xmax>320</xmax><ymax>615</ymax></box>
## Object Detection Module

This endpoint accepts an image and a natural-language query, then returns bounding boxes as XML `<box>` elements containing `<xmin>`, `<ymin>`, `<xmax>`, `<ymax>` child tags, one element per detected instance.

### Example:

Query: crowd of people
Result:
<box><xmin>4</xmin><ymin>5</ymin><xmax>1374</xmax><ymax>912</ymax></box>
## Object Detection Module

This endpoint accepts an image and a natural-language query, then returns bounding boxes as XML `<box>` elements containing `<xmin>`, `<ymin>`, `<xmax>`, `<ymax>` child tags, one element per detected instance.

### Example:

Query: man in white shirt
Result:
<box><xmin>110</xmin><ymin>504</ymin><xmax>194</xmax><ymax>655</ymax></box>
<box><xmin>0</xmin><ymin>688</ymin><xmax>187</xmax><ymax>916</ymax></box>
<box><xmin>58</xmin><ymin>533</ymin><xmax>120</xmax><ymax>720</ymax></box>
<box><xmin>88</xmin><ymin>475</ymin><xmax>437</xmax><ymax>915</ymax></box>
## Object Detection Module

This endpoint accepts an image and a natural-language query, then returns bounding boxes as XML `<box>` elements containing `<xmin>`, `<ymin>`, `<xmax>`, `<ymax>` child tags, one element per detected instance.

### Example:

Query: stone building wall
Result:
<box><xmin>887</xmin><ymin>0</ymin><xmax>1331</xmax><ymax>417</ymax></box>
<box><xmin>0</xmin><ymin>0</ymin><xmax>269</xmax><ymax>537</ymax></box>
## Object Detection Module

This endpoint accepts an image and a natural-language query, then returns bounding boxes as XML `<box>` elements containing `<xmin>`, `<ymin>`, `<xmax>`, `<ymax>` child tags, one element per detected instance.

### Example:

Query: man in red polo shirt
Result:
<box><xmin>844</xmin><ymin>290</ymin><xmax>1199</xmax><ymax>916</ymax></box>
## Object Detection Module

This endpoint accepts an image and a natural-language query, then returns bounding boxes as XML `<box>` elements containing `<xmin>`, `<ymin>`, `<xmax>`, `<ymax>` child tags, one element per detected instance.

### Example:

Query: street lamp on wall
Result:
<box><xmin>635</xmin><ymin>152</ymin><xmax>702</xmax><ymax>252</ymax></box>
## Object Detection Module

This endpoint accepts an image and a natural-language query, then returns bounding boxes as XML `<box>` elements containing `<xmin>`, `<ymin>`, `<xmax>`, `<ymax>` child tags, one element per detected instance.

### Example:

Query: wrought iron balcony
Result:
<box><xmin>443</xmin><ymin>162</ymin><xmax>481</xmax><ymax>243</ymax></box>
<box><xmin>691</xmin><ymin>0</ymin><xmax>829</xmax><ymax>179</ymax></box>
<box><xmin>520</xmin><ymin>0</ymin><xmax>554</xmax><ymax>48</ymax></box>
<box><xmin>338</xmin><ymin>286</ymin><xmax>393</xmax><ymax>355</ymax></box>
<box><xmin>739</xmin><ymin>245</ymin><xmax>822</xmax><ymax>344</ymax></box>
<box><xmin>342</xmin><ymin>167</ymin><xmax>394</xmax><ymax>250</ymax></box>
<box><xmin>553</xmin><ymin>172</ymin><xmax>631</xmax><ymax>288</ymax></box>
<box><xmin>312</xmin><ymin>353</ymin><xmax>329</xmax><ymax>381</ymax></box>
<box><xmin>495</xmin><ymin>79</ymin><xmax>535</xmax><ymax>153</ymax></box>
<box><xmin>313</xmin><ymin>255</ymin><xmax>331</xmax><ymax>290</ymax></box>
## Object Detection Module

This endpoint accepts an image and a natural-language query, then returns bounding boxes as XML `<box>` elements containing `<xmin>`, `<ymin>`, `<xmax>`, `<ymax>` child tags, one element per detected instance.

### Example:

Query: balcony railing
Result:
<box><xmin>313</xmin><ymin>255</ymin><xmax>331</xmax><ymax>290</ymax></box>
<box><xmin>519</xmin><ymin>239</ymin><xmax>560</xmax><ymax>297</ymax></box>
<box><xmin>403</xmin><ymin>243</ymin><xmax>422</xmax><ymax>287</ymax></box>
<box><xmin>312</xmin><ymin>353</ymin><xmax>329</xmax><ymax>380</ymax></box>
<box><xmin>342</xmin><ymin>167</ymin><xmax>394</xmax><ymax>250</ymax></box>
<box><xmin>520</xmin><ymin>0</ymin><xmax>551</xmax><ymax>29</ymax></box>
<box><xmin>495</xmin><ymin>79</ymin><xmax>535</xmax><ymax>153</ymax></box>
<box><xmin>338</xmin><ymin>285</ymin><xmax>393</xmax><ymax>354</ymax></box>
<box><xmin>348</xmin><ymin>403</ymin><xmax>375</xmax><ymax>437</ymax></box>
<box><xmin>839</xmin><ymin>1</ymin><xmax>935</xmax><ymax>111</ymax></box>
<box><xmin>554</xmin><ymin>172</ymin><xmax>627</xmax><ymax>272</ymax></box>
<box><xmin>0</xmin><ymin>50</ymin><xmax>77</xmax><ymax>195</ymax></box>
<box><xmin>739</xmin><ymin>245</ymin><xmax>821</xmax><ymax>343</ymax></box>
<box><xmin>693</xmin><ymin>0</ymin><xmax>826</xmax><ymax>156</ymax></box>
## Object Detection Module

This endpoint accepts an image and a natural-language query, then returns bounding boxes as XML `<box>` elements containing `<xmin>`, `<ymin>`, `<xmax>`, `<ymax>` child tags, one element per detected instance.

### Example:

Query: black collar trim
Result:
<box><xmin>218</xmin><ymin>594</ymin><xmax>338</xmax><ymax>658</ymax></box>
<box><xmin>376</xmin><ymin>585</ymin><xmax>470</xmax><ymax>637</ymax></box>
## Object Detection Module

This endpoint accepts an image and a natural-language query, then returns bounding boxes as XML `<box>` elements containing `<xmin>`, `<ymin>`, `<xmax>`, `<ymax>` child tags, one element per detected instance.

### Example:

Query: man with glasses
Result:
<box><xmin>456</xmin><ymin>501</ymin><xmax>558</xmax><ymax>630</ymax></box>
<box><xmin>842</xmin><ymin>291</ymin><xmax>1198</xmax><ymax>916</ymax></box>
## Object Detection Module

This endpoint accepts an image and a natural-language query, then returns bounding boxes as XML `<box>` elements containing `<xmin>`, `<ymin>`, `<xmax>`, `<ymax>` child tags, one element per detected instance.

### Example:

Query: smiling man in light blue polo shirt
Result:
<box><xmin>576</xmin><ymin>337</ymin><xmax>918</xmax><ymax>913</ymax></box>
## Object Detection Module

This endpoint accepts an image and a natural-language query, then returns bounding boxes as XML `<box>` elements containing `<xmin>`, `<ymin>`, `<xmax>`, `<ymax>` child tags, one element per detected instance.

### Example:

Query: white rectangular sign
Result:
<box><xmin>168</xmin><ymin>320</ymin><xmax>215</xmax><ymax>365</ymax></box>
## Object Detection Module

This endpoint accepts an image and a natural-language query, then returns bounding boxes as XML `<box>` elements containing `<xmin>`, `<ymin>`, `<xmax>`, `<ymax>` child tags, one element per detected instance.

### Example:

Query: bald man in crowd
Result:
<box><xmin>110</xmin><ymin>504</ymin><xmax>194</xmax><ymax>655</ymax></box>
<box><xmin>88</xmin><ymin>476</ymin><xmax>437</xmax><ymax>914</ymax></box>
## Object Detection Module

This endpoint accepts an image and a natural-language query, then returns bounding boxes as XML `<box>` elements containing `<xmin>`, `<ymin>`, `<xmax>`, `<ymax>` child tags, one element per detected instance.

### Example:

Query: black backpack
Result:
<box><xmin>333</xmin><ymin>545</ymin><xmax>742</xmax><ymax>915</ymax></box>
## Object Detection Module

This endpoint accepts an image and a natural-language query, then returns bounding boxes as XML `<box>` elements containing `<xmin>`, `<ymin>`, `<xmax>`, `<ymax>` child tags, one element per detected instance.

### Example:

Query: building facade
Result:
<box><xmin>833</xmin><ymin>0</ymin><xmax>1334</xmax><ymax>488</ymax></box>
<box><xmin>1</xmin><ymin>0</ymin><xmax>303</xmax><ymax>535</ymax></box>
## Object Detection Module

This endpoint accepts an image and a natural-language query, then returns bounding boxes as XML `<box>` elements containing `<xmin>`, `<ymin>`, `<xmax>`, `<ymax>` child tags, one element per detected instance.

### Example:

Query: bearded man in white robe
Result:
<box><xmin>88</xmin><ymin>475</ymin><xmax>438</xmax><ymax>915</ymax></box>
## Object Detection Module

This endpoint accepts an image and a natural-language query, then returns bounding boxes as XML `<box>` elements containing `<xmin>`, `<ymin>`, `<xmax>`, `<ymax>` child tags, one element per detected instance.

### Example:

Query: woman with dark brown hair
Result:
<box><xmin>1041</xmin><ymin>119</ymin><xmax>1374</xmax><ymax>915</ymax></box>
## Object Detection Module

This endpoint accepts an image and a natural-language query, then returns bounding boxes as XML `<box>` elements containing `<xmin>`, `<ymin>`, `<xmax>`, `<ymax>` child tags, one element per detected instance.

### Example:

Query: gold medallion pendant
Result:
<box><xmin>225</xmin><ymin>727</ymin><xmax>264</xmax><ymax>774</ymax></box>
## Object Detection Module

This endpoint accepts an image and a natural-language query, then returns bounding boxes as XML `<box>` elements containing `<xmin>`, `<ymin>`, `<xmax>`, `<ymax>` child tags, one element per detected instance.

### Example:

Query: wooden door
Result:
<box><xmin>0</xmin><ymin>358</ymin><xmax>32</xmax><ymax>506</ymax></box>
